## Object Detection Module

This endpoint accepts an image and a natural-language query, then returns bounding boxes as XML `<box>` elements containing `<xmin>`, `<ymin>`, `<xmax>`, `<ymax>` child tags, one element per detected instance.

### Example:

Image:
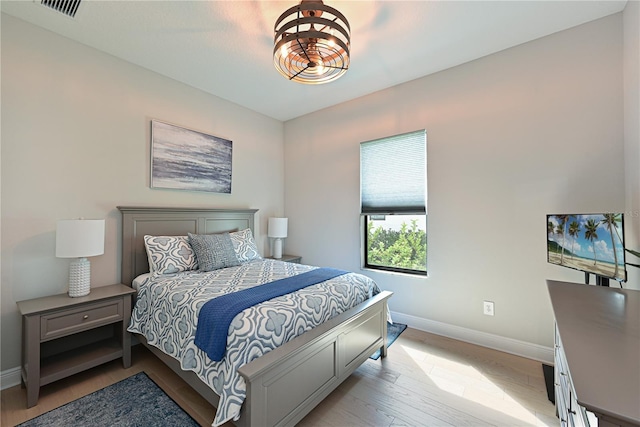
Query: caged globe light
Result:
<box><xmin>273</xmin><ymin>0</ymin><xmax>350</xmax><ymax>84</ymax></box>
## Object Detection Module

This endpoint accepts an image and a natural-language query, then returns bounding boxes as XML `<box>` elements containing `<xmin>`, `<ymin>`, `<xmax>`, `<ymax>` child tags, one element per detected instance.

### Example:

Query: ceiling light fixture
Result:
<box><xmin>274</xmin><ymin>0</ymin><xmax>350</xmax><ymax>85</ymax></box>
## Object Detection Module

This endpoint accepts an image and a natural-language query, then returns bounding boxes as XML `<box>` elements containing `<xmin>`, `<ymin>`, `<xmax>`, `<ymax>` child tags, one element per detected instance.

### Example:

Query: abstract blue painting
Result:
<box><xmin>151</xmin><ymin>120</ymin><xmax>232</xmax><ymax>193</ymax></box>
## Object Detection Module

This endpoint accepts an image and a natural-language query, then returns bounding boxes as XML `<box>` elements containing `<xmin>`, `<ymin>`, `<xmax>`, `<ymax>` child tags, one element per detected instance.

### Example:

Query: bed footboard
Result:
<box><xmin>136</xmin><ymin>290</ymin><xmax>391</xmax><ymax>427</ymax></box>
<box><xmin>236</xmin><ymin>290</ymin><xmax>392</xmax><ymax>427</ymax></box>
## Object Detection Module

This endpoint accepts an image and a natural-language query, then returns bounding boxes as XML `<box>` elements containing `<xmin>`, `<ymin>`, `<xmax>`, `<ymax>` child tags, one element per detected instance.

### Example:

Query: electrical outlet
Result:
<box><xmin>483</xmin><ymin>301</ymin><xmax>495</xmax><ymax>316</ymax></box>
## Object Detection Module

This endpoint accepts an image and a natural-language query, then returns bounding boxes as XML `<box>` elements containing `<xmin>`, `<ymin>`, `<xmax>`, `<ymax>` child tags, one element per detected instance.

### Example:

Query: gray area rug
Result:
<box><xmin>18</xmin><ymin>372</ymin><xmax>199</xmax><ymax>427</ymax></box>
<box><xmin>370</xmin><ymin>322</ymin><xmax>407</xmax><ymax>360</ymax></box>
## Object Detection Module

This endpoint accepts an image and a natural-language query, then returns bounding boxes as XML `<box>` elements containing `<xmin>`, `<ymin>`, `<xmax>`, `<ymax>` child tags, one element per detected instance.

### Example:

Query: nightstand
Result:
<box><xmin>17</xmin><ymin>284</ymin><xmax>136</xmax><ymax>408</ymax></box>
<box><xmin>267</xmin><ymin>254</ymin><xmax>302</xmax><ymax>264</ymax></box>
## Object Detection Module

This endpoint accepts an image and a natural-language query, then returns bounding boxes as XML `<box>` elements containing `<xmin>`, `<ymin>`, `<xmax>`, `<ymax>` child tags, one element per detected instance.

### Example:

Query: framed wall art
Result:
<box><xmin>150</xmin><ymin>120</ymin><xmax>232</xmax><ymax>193</ymax></box>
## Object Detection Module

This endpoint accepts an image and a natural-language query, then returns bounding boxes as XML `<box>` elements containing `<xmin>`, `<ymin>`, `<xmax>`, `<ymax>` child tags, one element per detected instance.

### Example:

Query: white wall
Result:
<box><xmin>624</xmin><ymin>1</ymin><xmax>640</xmax><ymax>287</ymax></box>
<box><xmin>0</xmin><ymin>14</ymin><xmax>284</xmax><ymax>372</ymax></box>
<box><xmin>284</xmin><ymin>13</ymin><xmax>633</xmax><ymax>356</ymax></box>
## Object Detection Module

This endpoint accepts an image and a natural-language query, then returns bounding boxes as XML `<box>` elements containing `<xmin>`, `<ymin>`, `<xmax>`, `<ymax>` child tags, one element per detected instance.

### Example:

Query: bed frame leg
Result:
<box><xmin>380</xmin><ymin>317</ymin><xmax>389</xmax><ymax>358</ymax></box>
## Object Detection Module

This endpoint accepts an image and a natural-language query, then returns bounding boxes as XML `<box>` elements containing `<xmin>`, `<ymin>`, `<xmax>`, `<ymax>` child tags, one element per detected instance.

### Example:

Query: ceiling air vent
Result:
<box><xmin>40</xmin><ymin>0</ymin><xmax>81</xmax><ymax>18</ymax></box>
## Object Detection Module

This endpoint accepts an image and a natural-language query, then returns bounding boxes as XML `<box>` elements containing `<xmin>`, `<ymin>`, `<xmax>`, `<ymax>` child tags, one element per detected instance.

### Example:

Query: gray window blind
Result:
<box><xmin>360</xmin><ymin>130</ymin><xmax>426</xmax><ymax>214</ymax></box>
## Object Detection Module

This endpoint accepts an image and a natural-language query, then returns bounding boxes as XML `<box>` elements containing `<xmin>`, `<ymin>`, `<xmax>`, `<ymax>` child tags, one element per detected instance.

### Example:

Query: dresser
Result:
<box><xmin>547</xmin><ymin>280</ymin><xmax>640</xmax><ymax>427</ymax></box>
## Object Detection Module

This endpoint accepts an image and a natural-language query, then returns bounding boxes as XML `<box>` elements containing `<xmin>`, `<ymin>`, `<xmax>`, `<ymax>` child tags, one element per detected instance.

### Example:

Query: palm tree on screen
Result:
<box><xmin>568</xmin><ymin>220</ymin><xmax>580</xmax><ymax>260</ymax></box>
<box><xmin>584</xmin><ymin>218</ymin><xmax>599</xmax><ymax>265</ymax></box>
<box><xmin>554</xmin><ymin>224</ymin><xmax>564</xmax><ymax>262</ymax></box>
<box><xmin>601</xmin><ymin>213</ymin><xmax>622</xmax><ymax>278</ymax></box>
<box><xmin>548</xmin><ymin>221</ymin><xmax>556</xmax><ymax>261</ymax></box>
<box><xmin>556</xmin><ymin>215</ymin><xmax>570</xmax><ymax>264</ymax></box>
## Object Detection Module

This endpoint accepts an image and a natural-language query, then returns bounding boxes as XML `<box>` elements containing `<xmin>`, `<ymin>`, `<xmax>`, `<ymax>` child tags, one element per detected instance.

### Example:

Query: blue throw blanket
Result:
<box><xmin>195</xmin><ymin>267</ymin><xmax>348</xmax><ymax>361</ymax></box>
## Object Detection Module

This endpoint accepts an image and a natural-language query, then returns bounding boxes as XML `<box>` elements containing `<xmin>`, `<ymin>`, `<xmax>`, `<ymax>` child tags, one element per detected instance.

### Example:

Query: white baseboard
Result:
<box><xmin>0</xmin><ymin>314</ymin><xmax>553</xmax><ymax>391</ymax></box>
<box><xmin>390</xmin><ymin>311</ymin><xmax>554</xmax><ymax>365</ymax></box>
<box><xmin>1</xmin><ymin>366</ymin><xmax>22</xmax><ymax>390</ymax></box>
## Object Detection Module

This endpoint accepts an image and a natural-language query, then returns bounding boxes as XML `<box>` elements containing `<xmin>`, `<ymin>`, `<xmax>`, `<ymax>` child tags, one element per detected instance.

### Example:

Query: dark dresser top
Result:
<box><xmin>547</xmin><ymin>280</ymin><xmax>640</xmax><ymax>425</ymax></box>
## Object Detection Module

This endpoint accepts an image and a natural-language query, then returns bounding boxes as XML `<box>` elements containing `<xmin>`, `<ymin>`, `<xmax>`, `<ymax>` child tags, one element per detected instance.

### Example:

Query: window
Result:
<box><xmin>360</xmin><ymin>130</ymin><xmax>427</xmax><ymax>275</ymax></box>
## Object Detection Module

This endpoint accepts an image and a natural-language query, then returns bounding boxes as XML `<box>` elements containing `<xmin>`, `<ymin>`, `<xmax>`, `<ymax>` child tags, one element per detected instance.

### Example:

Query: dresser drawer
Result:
<box><xmin>569</xmin><ymin>388</ymin><xmax>592</xmax><ymax>427</ymax></box>
<box><xmin>40</xmin><ymin>299</ymin><xmax>124</xmax><ymax>341</ymax></box>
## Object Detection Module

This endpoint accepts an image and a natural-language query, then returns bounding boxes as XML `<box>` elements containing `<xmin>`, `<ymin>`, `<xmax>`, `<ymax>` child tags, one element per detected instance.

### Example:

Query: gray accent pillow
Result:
<box><xmin>188</xmin><ymin>232</ymin><xmax>240</xmax><ymax>272</ymax></box>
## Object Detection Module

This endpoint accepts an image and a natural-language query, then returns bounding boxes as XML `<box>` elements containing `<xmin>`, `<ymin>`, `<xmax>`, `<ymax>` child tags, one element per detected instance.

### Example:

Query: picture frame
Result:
<box><xmin>150</xmin><ymin>120</ymin><xmax>232</xmax><ymax>193</ymax></box>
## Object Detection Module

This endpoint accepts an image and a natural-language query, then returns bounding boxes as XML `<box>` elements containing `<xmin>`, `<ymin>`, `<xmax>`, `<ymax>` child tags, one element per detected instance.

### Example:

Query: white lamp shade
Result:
<box><xmin>268</xmin><ymin>217</ymin><xmax>288</xmax><ymax>239</ymax></box>
<box><xmin>56</xmin><ymin>219</ymin><xmax>105</xmax><ymax>258</ymax></box>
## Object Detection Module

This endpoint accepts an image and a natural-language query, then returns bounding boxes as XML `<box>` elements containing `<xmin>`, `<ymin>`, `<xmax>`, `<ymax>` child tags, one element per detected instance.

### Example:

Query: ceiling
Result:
<box><xmin>1</xmin><ymin>1</ymin><xmax>628</xmax><ymax>122</ymax></box>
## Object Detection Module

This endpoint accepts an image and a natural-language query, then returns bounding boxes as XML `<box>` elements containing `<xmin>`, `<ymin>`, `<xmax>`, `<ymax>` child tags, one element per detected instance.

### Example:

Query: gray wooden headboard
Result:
<box><xmin>118</xmin><ymin>206</ymin><xmax>258</xmax><ymax>286</ymax></box>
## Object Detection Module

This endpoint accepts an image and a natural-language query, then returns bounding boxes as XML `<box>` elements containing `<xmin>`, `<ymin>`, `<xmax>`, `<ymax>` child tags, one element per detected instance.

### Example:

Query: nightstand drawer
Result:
<box><xmin>40</xmin><ymin>299</ymin><xmax>123</xmax><ymax>341</ymax></box>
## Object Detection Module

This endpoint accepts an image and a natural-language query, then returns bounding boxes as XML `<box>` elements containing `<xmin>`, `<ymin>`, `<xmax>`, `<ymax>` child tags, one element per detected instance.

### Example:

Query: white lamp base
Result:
<box><xmin>273</xmin><ymin>238</ymin><xmax>283</xmax><ymax>259</ymax></box>
<box><xmin>68</xmin><ymin>257</ymin><xmax>91</xmax><ymax>297</ymax></box>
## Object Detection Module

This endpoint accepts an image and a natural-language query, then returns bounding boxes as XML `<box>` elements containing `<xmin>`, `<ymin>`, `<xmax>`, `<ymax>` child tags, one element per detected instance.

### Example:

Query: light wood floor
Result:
<box><xmin>1</xmin><ymin>327</ymin><xmax>557</xmax><ymax>427</ymax></box>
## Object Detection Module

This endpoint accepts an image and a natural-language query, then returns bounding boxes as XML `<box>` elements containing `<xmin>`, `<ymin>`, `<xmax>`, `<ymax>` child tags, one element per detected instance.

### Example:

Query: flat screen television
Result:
<box><xmin>547</xmin><ymin>213</ymin><xmax>627</xmax><ymax>284</ymax></box>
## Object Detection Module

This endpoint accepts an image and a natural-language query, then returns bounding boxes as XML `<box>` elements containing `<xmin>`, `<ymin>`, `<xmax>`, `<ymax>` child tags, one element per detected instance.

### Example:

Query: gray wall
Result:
<box><xmin>283</xmin><ymin>13</ymin><xmax>637</xmax><ymax>356</ymax></box>
<box><xmin>2</xmin><ymin>6</ymin><xmax>639</xmax><ymax>376</ymax></box>
<box><xmin>1</xmin><ymin>14</ymin><xmax>285</xmax><ymax>372</ymax></box>
<box><xmin>624</xmin><ymin>1</ymin><xmax>640</xmax><ymax>286</ymax></box>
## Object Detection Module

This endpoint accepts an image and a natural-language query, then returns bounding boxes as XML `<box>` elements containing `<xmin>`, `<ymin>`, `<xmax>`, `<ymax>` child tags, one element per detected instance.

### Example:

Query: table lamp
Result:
<box><xmin>268</xmin><ymin>217</ymin><xmax>288</xmax><ymax>259</ymax></box>
<box><xmin>56</xmin><ymin>219</ymin><xmax>105</xmax><ymax>297</ymax></box>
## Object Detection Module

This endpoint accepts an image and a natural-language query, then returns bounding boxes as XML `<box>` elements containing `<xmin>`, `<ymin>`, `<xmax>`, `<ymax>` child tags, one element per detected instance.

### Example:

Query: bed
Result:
<box><xmin>118</xmin><ymin>206</ymin><xmax>392</xmax><ymax>427</ymax></box>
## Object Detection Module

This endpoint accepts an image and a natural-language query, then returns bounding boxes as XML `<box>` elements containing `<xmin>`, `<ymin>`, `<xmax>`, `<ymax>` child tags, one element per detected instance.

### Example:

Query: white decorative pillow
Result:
<box><xmin>143</xmin><ymin>235</ymin><xmax>198</xmax><ymax>275</ymax></box>
<box><xmin>229</xmin><ymin>228</ymin><xmax>262</xmax><ymax>263</ymax></box>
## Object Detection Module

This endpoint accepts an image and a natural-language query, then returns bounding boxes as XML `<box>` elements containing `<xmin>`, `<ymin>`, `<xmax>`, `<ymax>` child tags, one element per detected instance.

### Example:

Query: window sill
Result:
<box><xmin>360</xmin><ymin>266</ymin><xmax>428</xmax><ymax>279</ymax></box>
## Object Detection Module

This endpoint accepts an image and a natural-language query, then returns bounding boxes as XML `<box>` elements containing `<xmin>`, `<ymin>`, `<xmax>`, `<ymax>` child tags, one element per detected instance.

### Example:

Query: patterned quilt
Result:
<box><xmin>127</xmin><ymin>259</ymin><xmax>381</xmax><ymax>427</ymax></box>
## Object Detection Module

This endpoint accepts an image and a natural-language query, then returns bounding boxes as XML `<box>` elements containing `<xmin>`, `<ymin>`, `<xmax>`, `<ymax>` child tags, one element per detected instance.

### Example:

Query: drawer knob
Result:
<box><xmin>83</xmin><ymin>315</ymin><xmax>89</xmax><ymax>320</ymax></box>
